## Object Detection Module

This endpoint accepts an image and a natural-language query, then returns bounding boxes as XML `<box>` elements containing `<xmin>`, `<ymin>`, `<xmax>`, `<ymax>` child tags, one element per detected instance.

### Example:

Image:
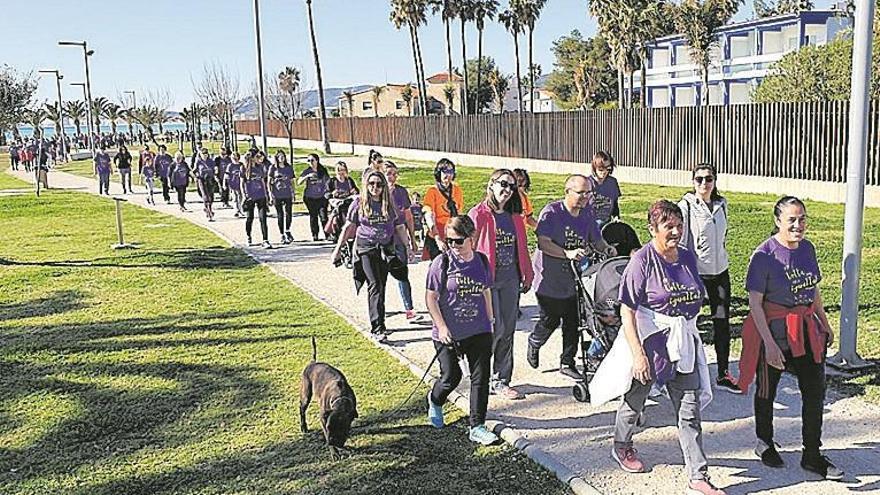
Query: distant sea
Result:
<box><xmin>8</xmin><ymin>122</ymin><xmax>218</xmax><ymax>140</ymax></box>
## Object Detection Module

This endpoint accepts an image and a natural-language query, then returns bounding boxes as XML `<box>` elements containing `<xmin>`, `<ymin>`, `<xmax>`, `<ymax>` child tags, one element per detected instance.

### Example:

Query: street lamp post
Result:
<box><xmin>124</xmin><ymin>90</ymin><xmax>137</xmax><ymax>138</ymax></box>
<box><xmin>252</xmin><ymin>0</ymin><xmax>268</xmax><ymax>152</ymax></box>
<box><xmin>38</xmin><ymin>69</ymin><xmax>68</xmax><ymax>162</ymax></box>
<box><xmin>59</xmin><ymin>40</ymin><xmax>95</xmax><ymax>156</ymax></box>
<box><xmin>70</xmin><ymin>82</ymin><xmax>89</xmax><ymax>152</ymax></box>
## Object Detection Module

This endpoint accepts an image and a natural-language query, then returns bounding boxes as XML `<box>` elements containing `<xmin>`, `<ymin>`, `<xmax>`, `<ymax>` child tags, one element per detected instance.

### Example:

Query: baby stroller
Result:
<box><xmin>570</xmin><ymin>221</ymin><xmax>641</xmax><ymax>402</ymax></box>
<box><xmin>325</xmin><ymin>195</ymin><xmax>355</xmax><ymax>243</ymax></box>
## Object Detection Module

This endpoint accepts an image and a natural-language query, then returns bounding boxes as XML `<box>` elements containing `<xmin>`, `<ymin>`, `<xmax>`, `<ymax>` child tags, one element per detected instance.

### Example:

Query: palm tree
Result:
<box><xmin>442</xmin><ymin>83</ymin><xmax>457</xmax><ymax>114</ymax></box>
<box><xmin>401</xmin><ymin>84</ymin><xmax>415</xmax><ymax>116</ymax></box>
<box><xmin>305</xmin><ymin>0</ymin><xmax>332</xmax><ymax>154</ymax></box>
<box><xmin>589</xmin><ymin>0</ymin><xmax>642</xmax><ymax>108</ymax></box>
<box><xmin>104</xmin><ymin>102</ymin><xmax>122</xmax><ymax>135</ymax></box>
<box><xmin>431</xmin><ymin>0</ymin><xmax>458</xmax><ymax>86</ymax></box>
<box><xmin>673</xmin><ymin>0</ymin><xmax>743</xmax><ymax>105</ymax></box>
<box><xmin>27</xmin><ymin>107</ymin><xmax>48</xmax><ymax>138</ymax></box>
<box><xmin>473</xmin><ymin>0</ymin><xmax>499</xmax><ymax>113</ymax></box>
<box><xmin>278</xmin><ymin>66</ymin><xmax>302</xmax><ymax>158</ymax></box>
<box><xmin>63</xmin><ymin>100</ymin><xmax>86</xmax><ymax>137</ymax></box>
<box><xmin>91</xmin><ymin>96</ymin><xmax>110</xmax><ymax>129</ymax></box>
<box><xmin>342</xmin><ymin>90</ymin><xmax>356</xmax><ymax>153</ymax></box>
<box><xmin>516</xmin><ymin>0</ymin><xmax>546</xmax><ymax>113</ymax></box>
<box><xmin>486</xmin><ymin>67</ymin><xmax>510</xmax><ymax>113</ymax></box>
<box><xmin>458</xmin><ymin>0</ymin><xmax>475</xmax><ymax>114</ymax></box>
<box><xmin>499</xmin><ymin>8</ymin><xmax>524</xmax><ymax>113</ymax></box>
<box><xmin>44</xmin><ymin>103</ymin><xmax>63</xmax><ymax>139</ymax></box>
<box><xmin>179</xmin><ymin>106</ymin><xmax>194</xmax><ymax>136</ymax></box>
<box><xmin>371</xmin><ymin>85</ymin><xmax>386</xmax><ymax>117</ymax></box>
<box><xmin>391</xmin><ymin>0</ymin><xmax>431</xmax><ymax>116</ymax></box>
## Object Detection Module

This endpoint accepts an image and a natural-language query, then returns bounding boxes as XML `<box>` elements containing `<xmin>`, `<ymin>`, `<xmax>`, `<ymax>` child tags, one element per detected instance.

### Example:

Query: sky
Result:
<box><xmin>3</xmin><ymin>0</ymin><xmax>836</xmax><ymax>111</ymax></box>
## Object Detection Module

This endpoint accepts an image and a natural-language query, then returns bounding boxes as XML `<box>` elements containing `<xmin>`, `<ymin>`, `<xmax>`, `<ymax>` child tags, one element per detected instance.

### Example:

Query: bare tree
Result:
<box><xmin>193</xmin><ymin>62</ymin><xmax>242</xmax><ymax>148</ymax></box>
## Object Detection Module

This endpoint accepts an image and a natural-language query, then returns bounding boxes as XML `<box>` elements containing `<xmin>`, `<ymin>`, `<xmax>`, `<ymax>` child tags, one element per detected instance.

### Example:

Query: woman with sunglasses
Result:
<box><xmin>738</xmin><ymin>196</ymin><xmax>842</xmax><ymax>480</ymax></box>
<box><xmin>423</xmin><ymin>158</ymin><xmax>464</xmax><ymax>260</ymax></box>
<box><xmin>468</xmin><ymin>169</ymin><xmax>534</xmax><ymax>400</ymax></box>
<box><xmin>678</xmin><ymin>163</ymin><xmax>737</xmax><ymax>393</ymax></box>
<box><xmin>588</xmin><ymin>151</ymin><xmax>622</xmax><ymax>227</ymax></box>
<box><xmin>269</xmin><ymin>150</ymin><xmax>295</xmax><ymax>244</ymax></box>
<box><xmin>385</xmin><ymin>161</ymin><xmax>421</xmax><ymax>320</ymax></box>
<box><xmin>331</xmin><ymin>170</ymin><xmax>410</xmax><ymax>341</ymax></box>
<box><xmin>241</xmin><ymin>151</ymin><xmax>272</xmax><ymax>249</ymax></box>
<box><xmin>425</xmin><ymin>215</ymin><xmax>499</xmax><ymax>446</ymax></box>
<box><xmin>298</xmin><ymin>153</ymin><xmax>330</xmax><ymax>242</ymax></box>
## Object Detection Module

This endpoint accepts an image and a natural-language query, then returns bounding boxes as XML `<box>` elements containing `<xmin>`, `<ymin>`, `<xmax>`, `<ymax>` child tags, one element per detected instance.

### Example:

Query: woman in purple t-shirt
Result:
<box><xmin>225</xmin><ymin>152</ymin><xmax>244</xmax><ymax>217</ymax></box>
<box><xmin>741</xmin><ymin>196</ymin><xmax>841</xmax><ymax>480</ymax></box>
<box><xmin>269</xmin><ymin>150</ymin><xmax>295</xmax><ymax>244</ymax></box>
<box><xmin>588</xmin><ymin>151</ymin><xmax>622</xmax><ymax>227</ymax></box>
<box><xmin>603</xmin><ymin>200</ymin><xmax>724</xmax><ymax>495</ymax></box>
<box><xmin>170</xmin><ymin>152</ymin><xmax>193</xmax><ymax>212</ymax></box>
<box><xmin>330</xmin><ymin>170</ymin><xmax>410</xmax><ymax>339</ymax></box>
<box><xmin>194</xmin><ymin>147</ymin><xmax>217</xmax><ymax>222</ymax></box>
<box><xmin>424</xmin><ymin>215</ymin><xmax>498</xmax><ymax>446</ymax></box>
<box><xmin>385</xmin><ymin>161</ymin><xmax>420</xmax><ymax>321</ymax></box>
<box><xmin>297</xmin><ymin>153</ymin><xmax>330</xmax><ymax>242</ymax></box>
<box><xmin>241</xmin><ymin>151</ymin><xmax>272</xmax><ymax>249</ymax></box>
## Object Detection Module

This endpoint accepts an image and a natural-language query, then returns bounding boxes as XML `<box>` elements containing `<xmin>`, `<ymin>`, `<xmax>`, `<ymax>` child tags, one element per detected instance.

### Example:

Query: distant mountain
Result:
<box><xmin>234</xmin><ymin>85</ymin><xmax>372</xmax><ymax>118</ymax></box>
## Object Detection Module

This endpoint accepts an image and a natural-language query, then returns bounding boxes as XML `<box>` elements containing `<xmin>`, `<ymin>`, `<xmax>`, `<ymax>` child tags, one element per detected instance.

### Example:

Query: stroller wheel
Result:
<box><xmin>572</xmin><ymin>382</ymin><xmax>590</xmax><ymax>403</ymax></box>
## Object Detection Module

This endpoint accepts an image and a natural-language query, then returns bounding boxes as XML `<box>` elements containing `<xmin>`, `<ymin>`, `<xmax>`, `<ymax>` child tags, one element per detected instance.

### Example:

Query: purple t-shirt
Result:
<box><xmin>170</xmin><ymin>162</ymin><xmax>191</xmax><ymax>187</ymax></box>
<box><xmin>142</xmin><ymin>163</ymin><xmax>155</xmax><ymax>179</ymax></box>
<box><xmin>493</xmin><ymin>211</ymin><xmax>519</xmax><ymax>287</ymax></box>
<box><xmin>347</xmin><ymin>197</ymin><xmax>401</xmax><ymax>250</ymax></box>
<box><xmin>589</xmin><ymin>175</ymin><xmax>622</xmax><ymax>225</ymax></box>
<box><xmin>301</xmin><ymin>166</ymin><xmax>329</xmax><ymax>199</ymax></box>
<box><xmin>269</xmin><ymin>165</ymin><xmax>294</xmax><ymax>199</ymax></box>
<box><xmin>215</xmin><ymin>156</ymin><xmax>232</xmax><ymax>176</ymax></box>
<box><xmin>243</xmin><ymin>164</ymin><xmax>268</xmax><ymax>200</ymax></box>
<box><xmin>390</xmin><ymin>185</ymin><xmax>412</xmax><ymax>212</ymax></box>
<box><xmin>94</xmin><ymin>152</ymin><xmax>111</xmax><ymax>176</ymax></box>
<box><xmin>619</xmin><ymin>243</ymin><xmax>705</xmax><ymax>319</ymax></box>
<box><xmin>745</xmin><ymin>237</ymin><xmax>821</xmax><ymax>307</ymax></box>
<box><xmin>226</xmin><ymin>162</ymin><xmax>242</xmax><ymax>191</ymax></box>
<box><xmin>195</xmin><ymin>157</ymin><xmax>215</xmax><ymax>180</ymax></box>
<box><xmin>154</xmin><ymin>153</ymin><xmax>172</xmax><ymax>177</ymax></box>
<box><xmin>426</xmin><ymin>252</ymin><xmax>493</xmax><ymax>341</ymax></box>
<box><xmin>534</xmin><ymin>200</ymin><xmax>602</xmax><ymax>299</ymax></box>
<box><xmin>331</xmin><ymin>177</ymin><xmax>355</xmax><ymax>197</ymax></box>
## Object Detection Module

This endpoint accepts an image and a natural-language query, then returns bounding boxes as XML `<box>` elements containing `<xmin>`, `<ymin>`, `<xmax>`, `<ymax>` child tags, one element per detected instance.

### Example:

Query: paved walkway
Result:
<box><xmin>8</xmin><ymin>166</ymin><xmax>880</xmax><ymax>495</ymax></box>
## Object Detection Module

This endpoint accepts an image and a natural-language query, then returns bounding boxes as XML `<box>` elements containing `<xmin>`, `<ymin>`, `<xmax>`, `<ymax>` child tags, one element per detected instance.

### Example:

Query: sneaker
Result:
<box><xmin>261</xmin><ymin>240</ymin><xmax>272</xmax><ymax>249</ymax></box>
<box><xmin>427</xmin><ymin>392</ymin><xmax>444</xmax><ymax>429</ymax></box>
<box><xmin>526</xmin><ymin>342</ymin><xmax>539</xmax><ymax>369</ymax></box>
<box><xmin>285</xmin><ymin>232</ymin><xmax>294</xmax><ymax>243</ymax></box>
<box><xmin>369</xmin><ymin>331</ymin><xmax>387</xmax><ymax>343</ymax></box>
<box><xmin>468</xmin><ymin>424</ymin><xmax>499</xmax><ymax>446</ymax></box>
<box><xmin>282</xmin><ymin>235</ymin><xmax>292</xmax><ymax>245</ymax></box>
<box><xmin>405</xmin><ymin>309</ymin><xmax>423</xmax><ymax>321</ymax></box>
<box><xmin>559</xmin><ymin>363</ymin><xmax>582</xmax><ymax>380</ymax></box>
<box><xmin>801</xmin><ymin>453</ymin><xmax>844</xmax><ymax>481</ymax></box>
<box><xmin>611</xmin><ymin>446</ymin><xmax>645</xmax><ymax>473</ymax></box>
<box><xmin>755</xmin><ymin>439</ymin><xmax>784</xmax><ymax>468</ymax></box>
<box><xmin>492</xmin><ymin>383</ymin><xmax>524</xmax><ymax>400</ymax></box>
<box><xmin>686</xmin><ymin>478</ymin><xmax>726</xmax><ymax>495</ymax></box>
<box><xmin>716</xmin><ymin>372</ymin><xmax>742</xmax><ymax>394</ymax></box>
<box><xmin>247</xmin><ymin>236</ymin><xmax>253</xmax><ymax>246</ymax></box>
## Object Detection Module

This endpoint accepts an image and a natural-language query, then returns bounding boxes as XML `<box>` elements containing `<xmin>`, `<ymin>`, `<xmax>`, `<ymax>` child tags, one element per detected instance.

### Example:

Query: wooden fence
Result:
<box><xmin>236</xmin><ymin>100</ymin><xmax>880</xmax><ymax>185</ymax></box>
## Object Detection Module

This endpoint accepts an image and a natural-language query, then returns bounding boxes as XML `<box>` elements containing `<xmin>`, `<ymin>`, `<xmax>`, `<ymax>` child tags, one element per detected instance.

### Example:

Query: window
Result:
<box><xmin>395</xmin><ymin>100</ymin><xmax>405</xmax><ymax>110</ymax></box>
<box><xmin>730</xmin><ymin>34</ymin><xmax>753</xmax><ymax>58</ymax></box>
<box><xmin>362</xmin><ymin>101</ymin><xmax>373</xmax><ymax>111</ymax></box>
<box><xmin>762</xmin><ymin>31</ymin><xmax>783</xmax><ymax>55</ymax></box>
<box><xmin>674</xmin><ymin>45</ymin><xmax>692</xmax><ymax>66</ymax></box>
<box><xmin>652</xmin><ymin>48</ymin><xmax>670</xmax><ymax>68</ymax></box>
<box><xmin>729</xmin><ymin>82</ymin><xmax>751</xmax><ymax>104</ymax></box>
<box><xmin>651</xmin><ymin>87</ymin><xmax>670</xmax><ymax>108</ymax></box>
<box><xmin>674</xmin><ymin>86</ymin><xmax>696</xmax><ymax>107</ymax></box>
<box><xmin>708</xmin><ymin>84</ymin><xmax>723</xmax><ymax>105</ymax></box>
<box><xmin>804</xmin><ymin>24</ymin><xmax>826</xmax><ymax>46</ymax></box>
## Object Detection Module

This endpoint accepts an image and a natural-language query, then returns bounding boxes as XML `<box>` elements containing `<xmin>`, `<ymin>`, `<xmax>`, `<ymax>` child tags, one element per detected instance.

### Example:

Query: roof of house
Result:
<box><xmin>426</xmin><ymin>72</ymin><xmax>463</xmax><ymax>84</ymax></box>
<box><xmin>339</xmin><ymin>84</ymin><xmax>420</xmax><ymax>99</ymax></box>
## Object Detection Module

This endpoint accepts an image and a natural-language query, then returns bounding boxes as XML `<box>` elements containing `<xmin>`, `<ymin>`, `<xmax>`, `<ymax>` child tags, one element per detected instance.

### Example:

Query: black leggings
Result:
<box><xmin>360</xmin><ymin>249</ymin><xmax>389</xmax><ymax>333</ymax></box>
<box><xmin>431</xmin><ymin>332</ymin><xmax>492</xmax><ymax>426</ymax></box>
<box><xmin>303</xmin><ymin>196</ymin><xmax>328</xmax><ymax>239</ymax></box>
<box><xmin>198</xmin><ymin>178</ymin><xmax>216</xmax><ymax>205</ymax></box>
<box><xmin>274</xmin><ymin>197</ymin><xmax>293</xmax><ymax>234</ymax></box>
<box><xmin>529</xmin><ymin>294</ymin><xmax>580</xmax><ymax>366</ymax></box>
<box><xmin>160</xmin><ymin>177</ymin><xmax>171</xmax><ymax>202</ymax></box>
<box><xmin>702</xmin><ymin>270</ymin><xmax>731</xmax><ymax>377</ymax></box>
<box><xmin>175</xmin><ymin>185</ymin><xmax>187</xmax><ymax>207</ymax></box>
<box><xmin>244</xmin><ymin>198</ymin><xmax>269</xmax><ymax>241</ymax></box>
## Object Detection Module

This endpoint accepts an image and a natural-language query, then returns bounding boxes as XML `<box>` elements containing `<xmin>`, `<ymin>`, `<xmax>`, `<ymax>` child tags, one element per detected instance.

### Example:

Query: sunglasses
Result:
<box><xmin>367</xmin><ymin>181</ymin><xmax>384</xmax><ymax>187</ymax></box>
<box><xmin>694</xmin><ymin>175</ymin><xmax>715</xmax><ymax>184</ymax></box>
<box><xmin>440</xmin><ymin>167</ymin><xmax>455</xmax><ymax>175</ymax></box>
<box><xmin>447</xmin><ymin>237</ymin><xmax>467</xmax><ymax>246</ymax></box>
<box><xmin>494</xmin><ymin>179</ymin><xmax>516</xmax><ymax>190</ymax></box>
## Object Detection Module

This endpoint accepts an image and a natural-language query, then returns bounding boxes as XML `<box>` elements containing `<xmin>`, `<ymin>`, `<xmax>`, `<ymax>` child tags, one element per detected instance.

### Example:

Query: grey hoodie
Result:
<box><xmin>678</xmin><ymin>192</ymin><xmax>729</xmax><ymax>276</ymax></box>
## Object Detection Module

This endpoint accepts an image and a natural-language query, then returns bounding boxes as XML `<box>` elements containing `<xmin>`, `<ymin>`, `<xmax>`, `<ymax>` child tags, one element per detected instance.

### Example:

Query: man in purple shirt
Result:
<box><xmin>528</xmin><ymin>174</ymin><xmax>616</xmax><ymax>379</ymax></box>
<box><xmin>154</xmin><ymin>145</ymin><xmax>173</xmax><ymax>204</ymax></box>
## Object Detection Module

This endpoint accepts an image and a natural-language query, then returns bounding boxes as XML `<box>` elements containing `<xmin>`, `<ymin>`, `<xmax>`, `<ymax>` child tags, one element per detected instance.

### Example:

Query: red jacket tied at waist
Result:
<box><xmin>738</xmin><ymin>300</ymin><xmax>827</xmax><ymax>393</ymax></box>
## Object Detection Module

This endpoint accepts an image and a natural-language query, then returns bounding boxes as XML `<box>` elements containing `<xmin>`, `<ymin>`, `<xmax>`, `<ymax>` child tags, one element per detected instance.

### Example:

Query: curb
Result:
<box><xmin>7</xmin><ymin>167</ymin><xmax>603</xmax><ymax>495</ymax></box>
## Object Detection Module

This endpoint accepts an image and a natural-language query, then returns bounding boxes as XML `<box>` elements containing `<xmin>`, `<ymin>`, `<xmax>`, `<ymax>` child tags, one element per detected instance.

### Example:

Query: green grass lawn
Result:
<box><xmin>0</xmin><ymin>166</ymin><xmax>568</xmax><ymax>493</ymax></box>
<box><xmin>0</xmin><ymin>171</ymin><xmax>29</xmax><ymax>190</ymax></box>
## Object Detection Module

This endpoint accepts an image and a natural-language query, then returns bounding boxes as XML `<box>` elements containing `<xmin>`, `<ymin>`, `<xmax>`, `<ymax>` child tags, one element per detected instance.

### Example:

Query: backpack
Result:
<box><xmin>438</xmin><ymin>251</ymin><xmax>490</xmax><ymax>295</ymax></box>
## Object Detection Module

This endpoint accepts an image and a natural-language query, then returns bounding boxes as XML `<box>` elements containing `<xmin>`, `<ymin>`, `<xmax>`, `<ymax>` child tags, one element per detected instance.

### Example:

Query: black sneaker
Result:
<box><xmin>801</xmin><ymin>453</ymin><xmax>844</xmax><ymax>481</ymax></box>
<box><xmin>755</xmin><ymin>440</ymin><xmax>784</xmax><ymax>468</ymax></box>
<box><xmin>526</xmin><ymin>342</ymin><xmax>539</xmax><ymax>369</ymax></box>
<box><xmin>716</xmin><ymin>371</ymin><xmax>742</xmax><ymax>394</ymax></box>
<box><xmin>559</xmin><ymin>363</ymin><xmax>582</xmax><ymax>380</ymax></box>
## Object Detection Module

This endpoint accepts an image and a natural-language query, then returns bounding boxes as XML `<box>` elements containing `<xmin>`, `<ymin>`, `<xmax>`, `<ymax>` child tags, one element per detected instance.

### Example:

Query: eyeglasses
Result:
<box><xmin>440</xmin><ymin>167</ymin><xmax>455</xmax><ymax>175</ymax></box>
<box><xmin>367</xmin><ymin>181</ymin><xmax>384</xmax><ymax>188</ymax></box>
<box><xmin>447</xmin><ymin>237</ymin><xmax>467</xmax><ymax>246</ymax></box>
<box><xmin>568</xmin><ymin>188</ymin><xmax>593</xmax><ymax>197</ymax></box>
<box><xmin>494</xmin><ymin>179</ymin><xmax>516</xmax><ymax>190</ymax></box>
<box><xmin>694</xmin><ymin>175</ymin><xmax>715</xmax><ymax>184</ymax></box>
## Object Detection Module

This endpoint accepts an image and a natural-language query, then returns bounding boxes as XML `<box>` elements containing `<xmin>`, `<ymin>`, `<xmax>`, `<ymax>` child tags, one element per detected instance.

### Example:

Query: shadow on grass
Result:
<box><xmin>0</xmin><ymin>290</ymin><xmax>88</xmax><ymax>322</ymax></box>
<box><xmin>0</xmin><ymin>247</ymin><xmax>258</xmax><ymax>271</ymax></box>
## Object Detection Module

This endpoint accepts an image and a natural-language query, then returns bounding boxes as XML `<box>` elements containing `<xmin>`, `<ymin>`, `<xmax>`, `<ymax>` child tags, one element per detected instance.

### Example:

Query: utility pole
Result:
<box><xmin>252</xmin><ymin>0</ymin><xmax>269</xmax><ymax>152</ymax></box>
<box><xmin>38</xmin><ymin>69</ymin><xmax>68</xmax><ymax>162</ymax></box>
<box><xmin>59</xmin><ymin>40</ymin><xmax>96</xmax><ymax>157</ymax></box>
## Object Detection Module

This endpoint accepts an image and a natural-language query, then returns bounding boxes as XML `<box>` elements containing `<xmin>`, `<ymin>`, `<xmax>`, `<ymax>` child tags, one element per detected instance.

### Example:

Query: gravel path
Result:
<box><xmin>9</xmin><ymin>166</ymin><xmax>880</xmax><ymax>495</ymax></box>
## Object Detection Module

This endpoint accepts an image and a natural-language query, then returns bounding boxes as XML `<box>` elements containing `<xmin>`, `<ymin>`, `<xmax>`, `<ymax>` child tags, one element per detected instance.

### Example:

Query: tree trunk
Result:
<box><xmin>460</xmin><ymin>18</ymin><xmax>468</xmax><ymax>115</ymax></box>
<box><xmin>413</xmin><ymin>28</ymin><xmax>429</xmax><ymax>115</ymax></box>
<box><xmin>306</xmin><ymin>0</ymin><xmax>331</xmax><ymax>154</ymax></box>
<box><xmin>288</xmin><ymin>122</ymin><xmax>295</xmax><ymax>160</ymax></box>
<box><xmin>529</xmin><ymin>27</ymin><xmax>535</xmax><ymax>113</ymax></box>
<box><xmin>408</xmin><ymin>25</ymin><xmax>422</xmax><ymax>116</ymax></box>
<box><xmin>445</xmin><ymin>19</ymin><xmax>453</xmax><ymax>83</ymax></box>
<box><xmin>348</xmin><ymin>115</ymin><xmax>354</xmax><ymax>154</ymax></box>
<box><xmin>701</xmin><ymin>65</ymin><xmax>709</xmax><ymax>106</ymax></box>
<box><xmin>74</xmin><ymin>119</ymin><xmax>82</xmax><ymax>136</ymax></box>
<box><xmin>640</xmin><ymin>60</ymin><xmax>647</xmax><ymax>108</ymax></box>
<box><xmin>476</xmin><ymin>28</ymin><xmax>484</xmax><ymax>113</ymax></box>
<box><xmin>617</xmin><ymin>70</ymin><xmax>624</xmax><ymax>109</ymax></box>
<box><xmin>628</xmin><ymin>70</ymin><xmax>634</xmax><ymax>109</ymax></box>
<box><xmin>514</xmin><ymin>34</ymin><xmax>523</xmax><ymax>113</ymax></box>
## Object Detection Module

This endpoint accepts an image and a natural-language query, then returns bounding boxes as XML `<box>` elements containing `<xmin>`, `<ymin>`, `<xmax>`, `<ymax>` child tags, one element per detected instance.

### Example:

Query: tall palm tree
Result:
<box><xmin>45</xmin><ymin>103</ymin><xmax>63</xmax><ymax>139</ymax></box>
<box><xmin>278</xmin><ymin>66</ymin><xmax>302</xmax><ymax>158</ymax></box>
<box><xmin>458</xmin><ymin>0</ymin><xmax>475</xmax><ymax>114</ymax></box>
<box><xmin>305</xmin><ymin>0</ymin><xmax>332</xmax><ymax>154</ymax></box>
<box><xmin>589</xmin><ymin>0</ymin><xmax>640</xmax><ymax>108</ymax></box>
<box><xmin>486</xmin><ymin>67</ymin><xmax>509</xmax><ymax>113</ymax></box>
<box><xmin>91</xmin><ymin>96</ymin><xmax>110</xmax><ymax>129</ymax></box>
<box><xmin>179</xmin><ymin>107</ymin><xmax>194</xmax><ymax>136</ymax></box>
<box><xmin>401</xmin><ymin>84</ymin><xmax>415</xmax><ymax>116</ymax></box>
<box><xmin>394</xmin><ymin>0</ymin><xmax>431</xmax><ymax>116</ymax></box>
<box><xmin>516</xmin><ymin>0</ymin><xmax>546</xmax><ymax>113</ymax></box>
<box><xmin>62</xmin><ymin>100</ymin><xmax>86</xmax><ymax>136</ymax></box>
<box><xmin>431</xmin><ymin>0</ymin><xmax>458</xmax><ymax>85</ymax></box>
<box><xmin>371</xmin><ymin>85</ymin><xmax>386</xmax><ymax>117</ymax></box>
<box><xmin>673</xmin><ymin>0</ymin><xmax>743</xmax><ymax>105</ymax></box>
<box><xmin>104</xmin><ymin>102</ymin><xmax>122</xmax><ymax>135</ymax></box>
<box><xmin>473</xmin><ymin>0</ymin><xmax>499</xmax><ymax>113</ymax></box>
<box><xmin>342</xmin><ymin>89</ymin><xmax>356</xmax><ymax>153</ymax></box>
<box><xmin>27</xmin><ymin>107</ymin><xmax>48</xmax><ymax>137</ymax></box>
<box><xmin>499</xmin><ymin>8</ymin><xmax>524</xmax><ymax>113</ymax></box>
<box><xmin>391</xmin><ymin>0</ymin><xmax>422</xmax><ymax>116</ymax></box>
<box><xmin>442</xmin><ymin>83</ymin><xmax>457</xmax><ymax>114</ymax></box>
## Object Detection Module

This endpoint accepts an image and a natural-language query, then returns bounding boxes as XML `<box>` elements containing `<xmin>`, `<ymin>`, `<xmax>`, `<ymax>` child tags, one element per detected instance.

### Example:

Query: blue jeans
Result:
<box><xmin>395</xmin><ymin>243</ymin><xmax>413</xmax><ymax>311</ymax></box>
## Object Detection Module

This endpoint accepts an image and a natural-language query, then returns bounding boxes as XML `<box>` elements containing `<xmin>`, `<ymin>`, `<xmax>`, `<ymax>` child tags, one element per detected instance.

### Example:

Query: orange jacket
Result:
<box><xmin>738</xmin><ymin>300</ymin><xmax>827</xmax><ymax>393</ymax></box>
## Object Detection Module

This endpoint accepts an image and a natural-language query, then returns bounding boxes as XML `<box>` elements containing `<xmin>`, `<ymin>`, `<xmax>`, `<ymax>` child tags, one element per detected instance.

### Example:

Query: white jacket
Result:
<box><xmin>678</xmin><ymin>193</ymin><xmax>729</xmax><ymax>276</ymax></box>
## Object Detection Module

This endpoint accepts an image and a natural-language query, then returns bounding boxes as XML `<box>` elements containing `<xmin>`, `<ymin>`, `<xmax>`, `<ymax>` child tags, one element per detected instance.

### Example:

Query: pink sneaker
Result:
<box><xmin>687</xmin><ymin>478</ymin><xmax>726</xmax><ymax>495</ymax></box>
<box><xmin>405</xmin><ymin>310</ymin><xmax>422</xmax><ymax>321</ymax></box>
<box><xmin>611</xmin><ymin>446</ymin><xmax>645</xmax><ymax>473</ymax></box>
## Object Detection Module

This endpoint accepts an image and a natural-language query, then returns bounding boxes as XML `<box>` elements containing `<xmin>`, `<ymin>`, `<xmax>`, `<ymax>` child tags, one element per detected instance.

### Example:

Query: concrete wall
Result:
<box><xmin>243</xmin><ymin>135</ymin><xmax>880</xmax><ymax>207</ymax></box>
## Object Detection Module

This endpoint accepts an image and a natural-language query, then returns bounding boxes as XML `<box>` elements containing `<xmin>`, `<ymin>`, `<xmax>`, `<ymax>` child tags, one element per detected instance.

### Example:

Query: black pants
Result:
<box><xmin>160</xmin><ymin>176</ymin><xmax>171</xmax><ymax>202</ymax></box>
<box><xmin>175</xmin><ymin>185</ymin><xmax>187</xmax><ymax>207</ymax></box>
<box><xmin>529</xmin><ymin>294</ymin><xmax>579</xmax><ymax>366</ymax></box>
<box><xmin>755</xmin><ymin>331</ymin><xmax>826</xmax><ymax>456</ymax></box>
<box><xmin>244</xmin><ymin>198</ymin><xmax>269</xmax><ymax>241</ymax></box>
<box><xmin>274</xmin><ymin>197</ymin><xmax>293</xmax><ymax>235</ymax></box>
<box><xmin>431</xmin><ymin>332</ymin><xmax>492</xmax><ymax>426</ymax></box>
<box><xmin>198</xmin><ymin>178</ymin><xmax>216</xmax><ymax>205</ymax></box>
<box><xmin>702</xmin><ymin>270</ymin><xmax>732</xmax><ymax>377</ymax></box>
<box><xmin>303</xmin><ymin>196</ymin><xmax>328</xmax><ymax>240</ymax></box>
<box><xmin>220</xmin><ymin>183</ymin><xmax>230</xmax><ymax>205</ymax></box>
<box><xmin>360</xmin><ymin>249</ymin><xmax>389</xmax><ymax>333</ymax></box>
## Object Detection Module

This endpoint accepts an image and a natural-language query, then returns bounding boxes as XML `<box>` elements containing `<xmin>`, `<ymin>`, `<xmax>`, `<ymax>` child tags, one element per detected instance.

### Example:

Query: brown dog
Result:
<box><xmin>299</xmin><ymin>337</ymin><xmax>358</xmax><ymax>458</ymax></box>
